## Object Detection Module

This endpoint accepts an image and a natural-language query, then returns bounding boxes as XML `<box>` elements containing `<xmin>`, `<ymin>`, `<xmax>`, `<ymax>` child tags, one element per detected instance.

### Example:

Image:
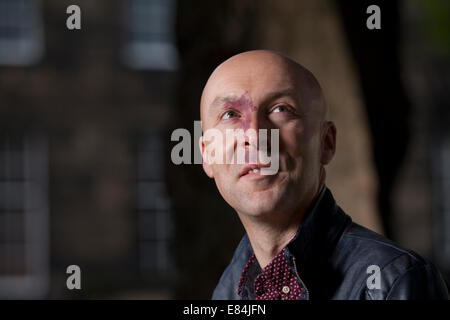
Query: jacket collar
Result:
<box><xmin>285</xmin><ymin>186</ymin><xmax>352</xmax><ymax>298</ymax></box>
<box><xmin>287</xmin><ymin>186</ymin><xmax>347</xmax><ymax>263</ymax></box>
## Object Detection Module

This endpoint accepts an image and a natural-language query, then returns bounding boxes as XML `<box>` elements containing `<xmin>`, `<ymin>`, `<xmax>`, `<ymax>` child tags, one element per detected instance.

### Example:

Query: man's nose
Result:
<box><xmin>245</xmin><ymin>109</ymin><xmax>268</xmax><ymax>132</ymax></box>
<box><xmin>244</xmin><ymin>112</ymin><xmax>272</xmax><ymax>150</ymax></box>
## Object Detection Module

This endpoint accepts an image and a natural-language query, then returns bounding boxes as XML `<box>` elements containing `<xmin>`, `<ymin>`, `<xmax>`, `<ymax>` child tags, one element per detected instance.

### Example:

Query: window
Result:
<box><xmin>122</xmin><ymin>0</ymin><xmax>179</xmax><ymax>70</ymax></box>
<box><xmin>0</xmin><ymin>0</ymin><xmax>44</xmax><ymax>65</ymax></box>
<box><xmin>0</xmin><ymin>132</ymin><xmax>49</xmax><ymax>298</ymax></box>
<box><xmin>137</xmin><ymin>132</ymin><xmax>174</xmax><ymax>281</ymax></box>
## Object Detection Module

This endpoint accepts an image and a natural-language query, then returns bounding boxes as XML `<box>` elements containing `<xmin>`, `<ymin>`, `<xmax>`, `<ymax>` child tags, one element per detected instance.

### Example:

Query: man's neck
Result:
<box><xmin>240</xmin><ymin>185</ymin><xmax>324</xmax><ymax>269</ymax></box>
<box><xmin>244</xmin><ymin>218</ymin><xmax>300</xmax><ymax>268</ymax></box>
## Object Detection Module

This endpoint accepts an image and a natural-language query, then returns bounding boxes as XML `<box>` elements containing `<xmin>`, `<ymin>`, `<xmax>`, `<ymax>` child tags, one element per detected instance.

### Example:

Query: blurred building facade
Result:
<box><xmin>0</xmin><ymin>0</ymin><xmax>448</xmax><ymax>299</ymax></box>
<box><xmin>0</xmin><ymin>0</ymin><xmax>179</xmax><ymax>298</ymax></box>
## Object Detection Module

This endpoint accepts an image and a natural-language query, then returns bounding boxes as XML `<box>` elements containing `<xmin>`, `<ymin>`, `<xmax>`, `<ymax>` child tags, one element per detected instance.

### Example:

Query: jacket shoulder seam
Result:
<box><xmin>342</xmin><ymin>233</ymin><xmax>422</xmax><ymax>263</ymax></box>
<box><xmin>364</xmin><ymin>254</ymin><xmax>431</xmax><ymax>300</ymax></box>
<box><xmin>385</xmin><ymin>263</ymin><xmax>429</xmax><ymax>300</ymax></box>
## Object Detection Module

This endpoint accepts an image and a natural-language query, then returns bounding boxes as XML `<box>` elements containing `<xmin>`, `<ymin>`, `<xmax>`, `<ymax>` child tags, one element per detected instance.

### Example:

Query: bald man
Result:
<box><xmin>199</xmin><ymin>50</ymin><xmax>449</xmax><ymax>300</ymax></box>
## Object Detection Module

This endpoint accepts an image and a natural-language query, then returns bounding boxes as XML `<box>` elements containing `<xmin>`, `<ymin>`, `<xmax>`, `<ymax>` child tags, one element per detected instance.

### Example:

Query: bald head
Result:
<box><xmin>200</xmin><ymin>50</ymin><xmax>327</xmax><ymax>129</ymax></box>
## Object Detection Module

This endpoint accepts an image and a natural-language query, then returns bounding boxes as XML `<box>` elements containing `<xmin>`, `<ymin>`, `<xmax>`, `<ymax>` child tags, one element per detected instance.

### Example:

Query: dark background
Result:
<box><xmin>0</xmin><ymin>0</ymin><xmax>449</xmax><ymax>299</ymax></box>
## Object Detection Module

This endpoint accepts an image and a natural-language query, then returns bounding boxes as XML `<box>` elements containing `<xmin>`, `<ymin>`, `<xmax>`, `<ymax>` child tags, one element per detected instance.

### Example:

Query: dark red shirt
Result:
<box><xmin>238</xmin><ymin>248</ymin><xmax>303</xmax><ymax>300</ymax></box>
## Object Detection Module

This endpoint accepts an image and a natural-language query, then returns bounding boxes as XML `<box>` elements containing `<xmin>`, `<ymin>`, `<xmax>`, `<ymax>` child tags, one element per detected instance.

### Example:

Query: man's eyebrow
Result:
<box><xmin>208</xmin><ymin>88</ymin><xmax>296</xmax><ymax>114</ymax></box>
<box><xmin>259</xmin><ymin>88</ymin><xmax>297</xmax><ymax>106</ymax></box>
<box><xmin>208</xmin><ymin>94</ymin><xmax>239</xmax><ymax>113</ymax></box>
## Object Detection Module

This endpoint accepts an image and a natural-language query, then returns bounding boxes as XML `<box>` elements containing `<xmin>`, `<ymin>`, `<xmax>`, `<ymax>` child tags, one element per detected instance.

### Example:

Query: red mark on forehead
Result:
<box><xmin>223</xmin><ymin>91</ymin><xmax>256</xmax><ymax>130</ymax></box>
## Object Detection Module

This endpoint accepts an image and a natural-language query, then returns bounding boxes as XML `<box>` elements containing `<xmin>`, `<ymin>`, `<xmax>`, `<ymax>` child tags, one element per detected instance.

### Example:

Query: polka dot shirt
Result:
<box><xmin>238</xmin><ymin>248</ymin><xmax>303</xmax><ymax>300</ymax></box>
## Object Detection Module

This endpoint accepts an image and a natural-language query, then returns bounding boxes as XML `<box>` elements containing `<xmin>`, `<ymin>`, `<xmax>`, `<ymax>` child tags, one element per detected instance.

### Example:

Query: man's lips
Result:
<box><xmin>239</xmin><ymin>164</ymin><xmax>272</xmax><ymax>177</ymax></box>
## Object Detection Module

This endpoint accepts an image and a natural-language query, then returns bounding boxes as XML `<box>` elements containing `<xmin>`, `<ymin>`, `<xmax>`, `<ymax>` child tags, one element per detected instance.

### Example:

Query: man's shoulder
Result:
<box><xmin>339</xmin><ymin>222</ymin><xmax>427</xmax><ymax>267</ymax></box>
<box><xmin>332</xmin><ymin>222</ymin><xmax>449</xmax><ymax>299</ymax></box>
<box><xmin>212</xmin><ymin>234</ymin><xmax>253</xmax><ymax>300</ymax></box>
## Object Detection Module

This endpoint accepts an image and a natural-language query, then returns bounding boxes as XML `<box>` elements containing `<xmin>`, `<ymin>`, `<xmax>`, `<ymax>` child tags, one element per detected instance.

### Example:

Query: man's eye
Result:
<box><xmin>271</xmin><ymin>105</ymin><xmax>290</xmax><ymax>113</ymax></box>
<box><xmin>222</xmin><ymin>110</ymin><xmax>239</xmax><ymax>119</ymax></box>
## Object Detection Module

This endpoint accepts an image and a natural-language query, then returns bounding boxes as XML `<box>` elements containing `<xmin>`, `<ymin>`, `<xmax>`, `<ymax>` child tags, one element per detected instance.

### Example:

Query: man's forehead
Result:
<box><xmin>202</xmin><ymin>57</ymin><xmax>294</xmax><ymax>99</ymax></box>
<box><xmin>202</xmin><ymin>70</ymin><xmax>298</xmax><ymax>113</ymax></box>
<box><xmin>200</xmin><ymin>51</ymin><xmax>325</xmax><ymax>120</ymax></box>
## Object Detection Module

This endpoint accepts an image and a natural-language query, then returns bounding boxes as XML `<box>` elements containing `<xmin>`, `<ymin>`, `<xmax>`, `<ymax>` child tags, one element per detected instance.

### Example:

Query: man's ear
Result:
<box><xmin>199</xmin><ymin>136</ymin><xmax>214</xmax><ymax>178</ymax></box>
<box><xmin>320</xmin><ymin>121</ymin><xmax>336</xmax><ymax>165</ymax></box>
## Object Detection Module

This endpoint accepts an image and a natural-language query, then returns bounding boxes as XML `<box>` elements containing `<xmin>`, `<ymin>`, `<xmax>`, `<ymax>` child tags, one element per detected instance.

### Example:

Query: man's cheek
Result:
<box><xmin>280</xmin><ymin>132</ymin><xmax>303</xmax><ymax>157</ymax></box>
<box><xmin>203</xmin><ymin>129</ymin><xmax>226</xmax><ymax>164</ymax></box>
<box><xmin>212</xmin><ymin>164</ymin><xmax>231</xmax><ymax>181</ymax></box>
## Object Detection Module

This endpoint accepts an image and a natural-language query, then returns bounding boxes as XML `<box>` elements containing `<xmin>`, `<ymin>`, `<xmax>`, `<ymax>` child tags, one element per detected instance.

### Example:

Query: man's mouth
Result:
<box><xmin>239</xmin><ymin>164</ymin><xmax>271</xmax><ymax>177</ymax></box>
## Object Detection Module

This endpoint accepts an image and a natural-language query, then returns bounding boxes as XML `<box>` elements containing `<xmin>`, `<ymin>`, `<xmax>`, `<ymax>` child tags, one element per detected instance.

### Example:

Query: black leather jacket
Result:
<box><xmin>212</xmin><ymin>187</ymin><xmax>449</xmax><ymax>300</ymax></box>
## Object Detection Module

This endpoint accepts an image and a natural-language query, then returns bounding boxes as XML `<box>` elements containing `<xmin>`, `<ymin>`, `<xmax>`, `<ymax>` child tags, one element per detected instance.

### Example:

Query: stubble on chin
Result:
<box><xmin>233</xmin><ymin>175</ymin><xmax>293</xmax><ymax>217</ymax></box>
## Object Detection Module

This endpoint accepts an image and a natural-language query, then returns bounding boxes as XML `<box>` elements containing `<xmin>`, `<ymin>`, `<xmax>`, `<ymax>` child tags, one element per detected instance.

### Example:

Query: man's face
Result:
<box><xmin>200</xmin><ymin>52</ymin><xmax>334</xmax><ymax>219</ymax></box>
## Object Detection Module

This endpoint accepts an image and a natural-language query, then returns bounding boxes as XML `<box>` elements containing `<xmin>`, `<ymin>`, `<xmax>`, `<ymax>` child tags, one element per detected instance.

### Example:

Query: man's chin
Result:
<box><xmin>236</xmin><ymin>192</ymin><xmax>285</xmax><ymax>218</ymax></box>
